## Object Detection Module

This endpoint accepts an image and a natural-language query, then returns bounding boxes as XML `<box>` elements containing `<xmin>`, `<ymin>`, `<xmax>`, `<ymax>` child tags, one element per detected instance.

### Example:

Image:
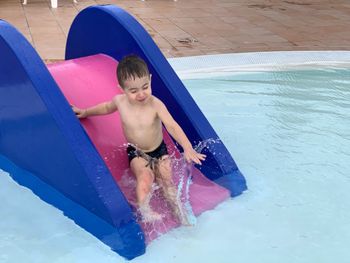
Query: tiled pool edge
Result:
<box><xmin>168</xmin><ymin>51</ymin><xmax>350</xmax><ymax>79</ymax></box>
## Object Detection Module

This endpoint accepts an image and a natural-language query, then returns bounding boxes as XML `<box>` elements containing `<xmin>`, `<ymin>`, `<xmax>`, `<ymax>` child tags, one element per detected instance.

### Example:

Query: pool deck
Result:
<box><xmin>1</xmin><ymin>0</ymin><xmax>350</xmax><ymax>61</ymax></box>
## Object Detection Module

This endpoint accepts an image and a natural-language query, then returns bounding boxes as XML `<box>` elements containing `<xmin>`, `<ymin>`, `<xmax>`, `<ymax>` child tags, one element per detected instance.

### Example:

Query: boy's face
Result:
<box><xmin>122</xmin><ymin>75</ymin><xmax>152</xmax><ymax>104</ymax></box>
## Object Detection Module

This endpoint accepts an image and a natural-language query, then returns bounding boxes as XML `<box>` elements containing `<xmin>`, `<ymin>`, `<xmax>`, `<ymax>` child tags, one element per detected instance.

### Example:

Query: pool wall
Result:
<box><xmin>169</xmin><ymin>51</ymin><xmax>350</xmax><ymax>79</ymax></box>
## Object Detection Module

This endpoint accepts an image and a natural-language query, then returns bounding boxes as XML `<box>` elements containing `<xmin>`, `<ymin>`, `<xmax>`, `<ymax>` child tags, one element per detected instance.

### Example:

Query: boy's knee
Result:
<box><xmin>159</xmin><ymin>170</ymin><xmax>172</xmax><ymax>183</ymax></box>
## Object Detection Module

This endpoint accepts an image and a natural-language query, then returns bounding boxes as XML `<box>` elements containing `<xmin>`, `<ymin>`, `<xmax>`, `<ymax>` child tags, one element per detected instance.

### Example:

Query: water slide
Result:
<box><xmin>0</xmin><ymin>5</ymin><xmax>247</xmax><ymax>260</ymax></box>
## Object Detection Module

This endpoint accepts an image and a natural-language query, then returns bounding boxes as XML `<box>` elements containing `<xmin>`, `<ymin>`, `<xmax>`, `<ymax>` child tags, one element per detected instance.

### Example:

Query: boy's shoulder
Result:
<box><xmin>151</xmin><ymin>95</ymin><xmax>163</xmax><ymax>105</ymax></box>
<box><xmin>112</xmin><ymin>94</ymin><xmax>125</xmax><ymax>104</ymax></box>
<box><xmin>149</xmin><ymin>95</ymin><xmax>163</xmax><ymax>109</ymax></box>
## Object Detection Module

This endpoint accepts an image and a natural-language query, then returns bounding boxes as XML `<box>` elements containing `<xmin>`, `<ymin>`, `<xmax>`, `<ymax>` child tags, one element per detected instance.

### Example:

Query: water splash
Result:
<box><xmin>118</xmin><ymin>138</ymin><xmax>223</xmax><ymax>241</ymax></box>
<box><xmin>175</xmin><ymin>158</ymin><xmax>197</xmax><ymax>225</ymax></box>
<box><xmin>194</xmin><ymin>138</ymin><xmax>222</xmax><ymax>153</ymax></box>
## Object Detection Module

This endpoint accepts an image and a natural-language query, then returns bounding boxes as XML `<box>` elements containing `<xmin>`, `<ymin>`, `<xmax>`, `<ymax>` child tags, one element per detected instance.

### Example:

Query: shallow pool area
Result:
<box><xmin>181</xmin><ymin>66</ymin><xmax>350</xmax><ymax>262</ymax></box>
<box><xmin>1</xmin><ymin>52</ymin><xmax>350</xmax><ymax>262</ymax></box>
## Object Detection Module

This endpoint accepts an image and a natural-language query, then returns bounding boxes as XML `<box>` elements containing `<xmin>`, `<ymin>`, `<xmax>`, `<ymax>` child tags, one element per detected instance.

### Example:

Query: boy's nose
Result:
<box><xmin>137</xmin><ymin>92</ymin><xmax>146</xmax><ymax>100</ymax></box>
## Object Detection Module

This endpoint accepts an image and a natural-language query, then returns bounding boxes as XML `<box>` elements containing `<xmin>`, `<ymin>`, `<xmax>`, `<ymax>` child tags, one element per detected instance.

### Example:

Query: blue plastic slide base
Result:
<box><xmin>214</xmin><ymin>170</ymin><xmax>247</xmax><ymax>197</ymax></box>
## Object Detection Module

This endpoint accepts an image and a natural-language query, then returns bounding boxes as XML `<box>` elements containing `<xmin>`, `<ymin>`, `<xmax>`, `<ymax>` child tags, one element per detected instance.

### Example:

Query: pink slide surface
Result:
<box><xmin>48</xmin><ymin>54</ymin><xmax>230</xmax><ymax>242</ymax></box>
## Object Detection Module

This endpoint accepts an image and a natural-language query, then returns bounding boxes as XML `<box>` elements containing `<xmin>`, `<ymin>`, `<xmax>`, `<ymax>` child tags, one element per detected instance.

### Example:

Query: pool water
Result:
<box><xmin>183</xmin><ymin>67</ymin><xmax>350</xmax><ymax>262</ymax></box>
<box><xmin>1</xmin><ymin>66</ymin><xmax>350</xmax><ymax>262</ymax></box>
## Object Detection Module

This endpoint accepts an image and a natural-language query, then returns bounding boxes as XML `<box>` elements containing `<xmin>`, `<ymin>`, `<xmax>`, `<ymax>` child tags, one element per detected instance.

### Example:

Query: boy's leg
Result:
<box><xmin>130</xmin><ymin>157</ymin><xmax>162</xmax><ymax>222</ymax></box>
<box><xmin>157</xmin><ymin>156</ymin><xmax>190</xmax><ymax>225</ymax></box>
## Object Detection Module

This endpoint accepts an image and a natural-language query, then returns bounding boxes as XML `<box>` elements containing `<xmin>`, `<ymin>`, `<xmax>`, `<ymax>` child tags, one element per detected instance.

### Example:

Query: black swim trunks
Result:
<box><xmin>127</xmin><ymin>140</ymin><xmax>168</xmax><ymax>164</ymax></box>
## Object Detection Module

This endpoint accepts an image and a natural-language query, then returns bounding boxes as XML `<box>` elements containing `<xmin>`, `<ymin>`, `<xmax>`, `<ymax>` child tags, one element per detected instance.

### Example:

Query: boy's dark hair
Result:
<box><xmin>117</xmin><ymin>55</ymin><xmax>149</xmax><ymax>88</ymax></box>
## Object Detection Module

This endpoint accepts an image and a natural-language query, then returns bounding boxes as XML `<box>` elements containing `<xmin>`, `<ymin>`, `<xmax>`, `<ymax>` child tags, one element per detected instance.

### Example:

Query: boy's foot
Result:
<box><xmin>173</xmin><ymin>199</ymin><xmax>196</xmax><ymax>226</ymax></box>
<box><xmin>138</xmin><ymin>204</ymin><xmax>163</xmax><ymax>223</ymax></box>
<box><xmin>141</xmin><ymin>210</ymin><xmax>163</xmax><ymax>223</ymax></box>
<box><xmin>176</xmin><ymin>203</ymin><xmax>197</xmax><ymax>226</ymax></box>
<box><xmin>179</xmin><ymin>214</ymin><xmax>196</xmax><ymax>226</ymax></box>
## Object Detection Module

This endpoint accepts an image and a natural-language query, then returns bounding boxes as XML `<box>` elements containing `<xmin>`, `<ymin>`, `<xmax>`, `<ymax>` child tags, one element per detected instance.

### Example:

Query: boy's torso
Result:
<box><xmin>116</xmin><ymin>95</ymin><xmax>163</xmax><ymax>151</ymax></box>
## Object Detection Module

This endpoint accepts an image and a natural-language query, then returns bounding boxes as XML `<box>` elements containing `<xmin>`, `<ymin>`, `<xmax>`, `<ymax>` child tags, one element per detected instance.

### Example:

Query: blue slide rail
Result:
<box><xmin>0</xmin><ymin>4</ymin><xmax>247</xmax><ymax>260</ymax></box>
<box><xmin>66</xmin><ymin>5</ymin><xmax>247</xmax><ymax>197</ymax></box>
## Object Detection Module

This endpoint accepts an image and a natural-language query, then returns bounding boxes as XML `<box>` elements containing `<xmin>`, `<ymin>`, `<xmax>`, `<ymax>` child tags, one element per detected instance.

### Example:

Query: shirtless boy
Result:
<box><xmin>72</xmin><ymin>55</ymin><xmax>206</xmax><ymax>223</ymax></box>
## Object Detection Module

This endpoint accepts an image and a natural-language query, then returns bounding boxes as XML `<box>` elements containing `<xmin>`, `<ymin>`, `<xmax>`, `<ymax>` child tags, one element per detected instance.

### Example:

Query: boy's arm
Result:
<box><xmin>155</xmin><ymin>98</ymin><xmax>206</xmax><ymax>164</ymax></box>
<box><xmin>72</xmin><ymin>96</ymin><xmax>119</xmax><ymax>119</ymax></box>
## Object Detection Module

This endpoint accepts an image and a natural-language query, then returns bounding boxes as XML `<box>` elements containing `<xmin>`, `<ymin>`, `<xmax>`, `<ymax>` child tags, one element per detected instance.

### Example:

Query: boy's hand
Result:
<box><xmin>71</xmin><ymin>105</ymin><xmax>88</xmax><ymax>119</ymax></box>
<box><xmin>183</xmin><ymin>148</ymin><xmax>206</xmax><ymax>165</ymax></box>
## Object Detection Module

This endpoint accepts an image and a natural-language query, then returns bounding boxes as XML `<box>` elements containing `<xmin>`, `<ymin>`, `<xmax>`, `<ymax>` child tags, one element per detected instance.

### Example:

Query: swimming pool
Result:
<box><xmin>1</xmin><ymin>51</ymin><xmax>350</xmax><ymax>262</ymax></box>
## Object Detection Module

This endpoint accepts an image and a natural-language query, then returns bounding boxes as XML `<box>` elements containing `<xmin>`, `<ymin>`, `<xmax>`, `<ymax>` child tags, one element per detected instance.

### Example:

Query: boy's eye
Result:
<box><xmin>143</xmin><ymin>86</ymin><xmax>149</xmax><ymax>90</ymax></box>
